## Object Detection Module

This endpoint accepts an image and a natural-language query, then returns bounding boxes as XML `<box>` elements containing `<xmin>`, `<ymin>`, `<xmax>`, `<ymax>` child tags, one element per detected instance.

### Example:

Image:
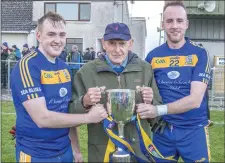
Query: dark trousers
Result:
<box><xmin>1</xmin><ymin>64</ymin><xmax>7</xmax><ymax>87</ymax></box>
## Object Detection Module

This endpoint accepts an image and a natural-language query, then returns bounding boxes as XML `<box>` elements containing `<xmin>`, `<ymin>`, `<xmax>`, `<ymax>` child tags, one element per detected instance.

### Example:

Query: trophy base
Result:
<box><xmin>111</xmin><ymin>149</ymin><xmax>131</xmax><ymax>163</ymax></box>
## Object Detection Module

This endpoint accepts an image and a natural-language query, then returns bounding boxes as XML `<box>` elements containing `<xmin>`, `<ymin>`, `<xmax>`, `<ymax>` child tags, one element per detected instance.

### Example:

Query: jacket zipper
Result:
<box><xmin>117</xmin><ymin>75</ymin><xmax>121</xmax><ymax>88</ymax></box>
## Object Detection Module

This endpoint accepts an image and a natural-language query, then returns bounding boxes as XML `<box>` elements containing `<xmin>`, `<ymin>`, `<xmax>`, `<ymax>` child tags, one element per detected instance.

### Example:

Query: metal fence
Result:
<box><xmin>1</xmin><ymin>60</ymin><xmax>224</xmax><ymax>111</ymax></box>
<box><xmin>210</xmin><ymin>67</ymin><xmax>224</xmax><ymax>110</ymax></box>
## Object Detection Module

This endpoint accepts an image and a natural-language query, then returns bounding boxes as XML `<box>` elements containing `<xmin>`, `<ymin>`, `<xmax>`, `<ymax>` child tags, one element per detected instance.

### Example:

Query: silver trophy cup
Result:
<box><xmin>106</xmin><ymin>89</ymin><xmax>136</xmax><ymax>162</ymax></box>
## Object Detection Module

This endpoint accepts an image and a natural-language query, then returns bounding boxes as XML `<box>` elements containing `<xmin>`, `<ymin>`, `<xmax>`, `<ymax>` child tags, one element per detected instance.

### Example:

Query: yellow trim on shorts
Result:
<box><xmin>204</xmin><ymin>126</ymin><xmax>211</xmax><ymax>161</ymax></box>
<box><xmin>19</xmin><ymin>151</ymin><xmax>31</xmax><ymax>162</ymax></box>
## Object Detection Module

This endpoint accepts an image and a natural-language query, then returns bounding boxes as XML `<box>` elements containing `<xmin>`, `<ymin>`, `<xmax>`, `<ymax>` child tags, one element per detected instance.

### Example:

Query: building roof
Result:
<box><xmin>1</xmin><ymin>0</ymin><xmax>36</xmax><ymax>32</ymax></box>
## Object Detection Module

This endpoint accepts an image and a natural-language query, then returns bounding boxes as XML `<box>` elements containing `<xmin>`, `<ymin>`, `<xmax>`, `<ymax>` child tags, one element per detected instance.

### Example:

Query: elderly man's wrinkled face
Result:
<box><xmin>102</xmin><ymin>39</ymin><xmax>133</xmax><ymax>65</ymax></box>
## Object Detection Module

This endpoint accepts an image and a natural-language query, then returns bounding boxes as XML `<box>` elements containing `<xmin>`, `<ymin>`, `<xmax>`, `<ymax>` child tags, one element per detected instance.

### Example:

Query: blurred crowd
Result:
<box><xmin>1</xmin><ymin>41</ymin><xmax>105</xmax><ymax>88</ymax></box>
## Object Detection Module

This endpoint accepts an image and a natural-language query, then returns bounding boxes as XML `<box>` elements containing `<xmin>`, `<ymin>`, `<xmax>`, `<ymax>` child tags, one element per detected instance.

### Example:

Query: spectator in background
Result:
<box><xmin>83</xmin><ymin>47</ymin><xmax>90</xmax><ymax>61</ymax></box>
<box><xmin>96</xmin><ymin>51</ymin><xmax>104</xmax><ymax>58</ymax></box>
<box><xmin>1</xmin><ymin>42</ymin><xmax>9</xmax><ymax>88</ymax></box>
<box><xmin>30</xmin><ymin>46</ymin><xmax>36</xmax><ymax>51</ymax></box>
<box><xmin>59</xmin><ymin>47</ymin><xmax>68</xmax><ymax>62</ymax></box>
<box><xmin>22</xmin><ymin>43</ymin><xmax>31</xmax><ymax>57</ymax></box>
<box><xmin>67</xmin><ymin>45</ymin><xmax>83</xmax><ymax>77</ymax></box>
<box><xmin>96</xmin><ymin>51</ymin><xmax>102</xmax><ymax>58</ymax></box>
<box><xmin>6</xmin><ymin>48</ymin><xmax>16</xmax><ymax>75</ymax></box>
<box><xmin>12</xmin><ymin>45</ymin><xmax>21</xmax><ymax>61</ymax></box>
<box><xmin>89</xmin><ymin>47</ymin><xmax>96</xmax><ymax>60</ymax></box>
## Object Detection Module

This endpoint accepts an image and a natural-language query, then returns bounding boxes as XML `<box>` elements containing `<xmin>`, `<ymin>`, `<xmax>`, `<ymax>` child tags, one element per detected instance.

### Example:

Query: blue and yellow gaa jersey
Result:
<box><xmin>145</xmin><ymin>37</ymin><xmax>211</xmax><ymax>128</ymax></box>
<box><xmin>11</xmin><ymin>49</ymin><xmax>72</xmax><ymax>158</ymax></box>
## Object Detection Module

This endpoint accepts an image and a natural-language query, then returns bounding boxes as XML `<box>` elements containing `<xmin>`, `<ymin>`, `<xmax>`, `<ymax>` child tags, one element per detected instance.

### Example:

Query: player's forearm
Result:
<box><xmin>166</xmin><ymin>95</ymin><xmax>202</xmax><ymax>114</ymax></box>
<box><xmin>69</xmin><ymin>127</ymin><xmax>81</xmax><ymax>153</ymax></box>
<box><xmin>37</xmin><ymin>111</ymin><xmax>89</xmax><ymax>128</ymax></box>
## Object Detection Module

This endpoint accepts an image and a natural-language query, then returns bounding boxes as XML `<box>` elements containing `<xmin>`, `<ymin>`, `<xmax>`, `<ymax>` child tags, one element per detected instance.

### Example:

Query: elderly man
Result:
<box><xmin>69</xmin><ymin>22</ymin><xmax>163</xmax><ymax>162</ymax></box>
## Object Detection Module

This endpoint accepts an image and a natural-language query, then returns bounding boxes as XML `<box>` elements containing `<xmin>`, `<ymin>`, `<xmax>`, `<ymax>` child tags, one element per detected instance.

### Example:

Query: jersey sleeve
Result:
<box><xmin>145</xmin><ymin>51</ymin><xmax>154</xmax><ymax>64</ymax></box>
<box><xmin>192</xmin><ymin>49</ymin><xmax>211</xmax><ymax>85</ymax></box>
<box><xmin>11</xmin><ymin>60</ymin><xmax>44</xmax><ymax>103</ymax></box>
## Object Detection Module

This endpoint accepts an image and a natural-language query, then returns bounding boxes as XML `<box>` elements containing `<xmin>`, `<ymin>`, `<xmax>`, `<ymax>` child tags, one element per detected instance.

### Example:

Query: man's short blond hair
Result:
<box><xmin>163</xmin><ymin>1</ymin><xmax>187</xmax><ymax>12</ymax></box>
<box><xmin>37</xmin><ymin>11</ymin><xmax>66</xmax><ymax>31</ymax></box>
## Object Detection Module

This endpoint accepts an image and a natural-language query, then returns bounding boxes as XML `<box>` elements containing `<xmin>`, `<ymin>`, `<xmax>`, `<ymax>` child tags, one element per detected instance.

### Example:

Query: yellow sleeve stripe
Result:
<box><xmin>19</xmin><ymin>52</ymin><xmax>37</xmax><ymax>88</ymax></box>
<box><xmin>27</xmin><ymin>94</ymin><xmax>38</xmax><ymax>100</ymax></box>
<box><xmin>25</xmin><ymin>53</ymin><xmax>37</xmax><ymax>87</ymax></box>
<box><xmin>203</xmin><ymin>78</ymin><xmax>209</xmax><ymax>85</ymax></box>
<box><xmin>205</xmin><ymin>50</ymin><xmax>211</xmax><ymax>74</ymax></box>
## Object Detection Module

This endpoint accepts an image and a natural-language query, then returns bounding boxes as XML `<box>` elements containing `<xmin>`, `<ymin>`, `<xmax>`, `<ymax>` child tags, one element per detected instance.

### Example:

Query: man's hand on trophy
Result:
<box><xmin>86</xmin><ymin>104</ymin><xmax>108</xmax><ymax>123</ymax></box>
<box><xmin>83</xmin><ymin>86</ymin><xmax>106</xmax><ymax>107</ymax></box>
<box><xmin>136</xmin><ymin>86</ymin><xmax>153</xmax><ymax>104</ymax></box>
<box><xmin>136</xmin><ymin>103</ymin><xmax>158</xmax><ymax>119</ymax></box>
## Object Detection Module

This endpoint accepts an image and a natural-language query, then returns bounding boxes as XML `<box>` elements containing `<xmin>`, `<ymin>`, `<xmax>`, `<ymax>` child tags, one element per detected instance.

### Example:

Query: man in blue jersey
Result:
<box><xmin>10</xmin><ymin>11</ymin><xmax>108</xmax><ymax>162</ymax></box>
<box><xmin>138</xmin><ymin>1</ymin><xmax>211</xmax><ymax>162</ymax></box>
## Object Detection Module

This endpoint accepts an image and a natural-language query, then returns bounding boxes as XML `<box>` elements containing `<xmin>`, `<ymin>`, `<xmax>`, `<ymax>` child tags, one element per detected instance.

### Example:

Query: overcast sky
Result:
<box><xmin>128</xmin><ymin>1</ymin><xmax>165</xmax><ymax>57</ymax></box>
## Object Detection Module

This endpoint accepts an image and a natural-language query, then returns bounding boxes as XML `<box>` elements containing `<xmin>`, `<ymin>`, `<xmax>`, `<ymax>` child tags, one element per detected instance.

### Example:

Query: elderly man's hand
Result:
<box><xmin>83</xmin><ymin>86</ymin><xmax>106</xmax><ymax>107</ymax></box>
<box><xmin>86</xmin><ymin>104</ymin><xmax>108</xmax><ymax>123</ymax></box>
<box><xmin>136</xmin><ymin>103</ymin><xmax>158</xmax><ymax>119</ymax></box>
<box><xmin>136</xmin><ymin>86</ymin><xmax>153</xmax><ymax>104</ymax></box>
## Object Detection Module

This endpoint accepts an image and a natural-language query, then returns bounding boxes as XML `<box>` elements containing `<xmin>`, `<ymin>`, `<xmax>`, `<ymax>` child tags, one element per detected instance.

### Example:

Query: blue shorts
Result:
<box><xmin>153</xmin><ymin>125</ymin><xmax>211</xmax><ymax>162</ymax></box>
<box><xmin>16</xmin><ymin>145</ymin><xmax>73</xmax><ymax>162</ymax></box>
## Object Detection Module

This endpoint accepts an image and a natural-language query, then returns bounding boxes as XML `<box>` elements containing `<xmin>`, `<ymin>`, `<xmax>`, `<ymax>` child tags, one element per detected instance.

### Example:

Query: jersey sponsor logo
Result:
<box><xmin>44</xmin><ymin>73</ymin><xmax>53</xmax><ymax>78</ymax></box>
<box><xmin>155</xmin><ymin>59</ymin><xmax>166</xmax><ymax>64</ymax></box>
<box><xmin>199</xmin><ymin>73</ymin><xmax>210</xmax><ymax>79</ymax></box>
<box><xmin>41</xmin><ymin>69</ymin><xmax>71</xmax><ymax>84</ymax></box>
<box><xmin>59</xmin><ymin>87</ymin><xmax>68</xmax><ymax>97</ymax></box>
<box><xmin>167</xmin><ymin>71</ymin><xmax>180</xmax><ymax>79</ymax></box>
<box><xmin>20</xmin><ymin>87</ymin><xmax>41</xmax><ymax>96</ymax></box>
<box><xmin>62</xmin><ymin>69</ymin><xmax>70</xmax><ymax>80</ymax></box>
<box><xmin>151</xmin><ymin>55</ymin><xmax>198</xmax><ymax>69</ymax></box>
<box><xmin>185</xmin><ymin>55</ymin><xmax>193</xmax><ymax>65</ymax></box>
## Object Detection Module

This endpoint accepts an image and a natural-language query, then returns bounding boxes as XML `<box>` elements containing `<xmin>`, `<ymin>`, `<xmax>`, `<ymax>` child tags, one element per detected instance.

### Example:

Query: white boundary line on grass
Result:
<box><xmin>1</xmin><ymin>112</ymin><xmax>16</xmax><ymax>115</ymax></box>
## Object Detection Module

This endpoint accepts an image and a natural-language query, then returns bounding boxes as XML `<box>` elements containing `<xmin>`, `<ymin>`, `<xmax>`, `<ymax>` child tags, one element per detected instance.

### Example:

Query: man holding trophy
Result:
<box><xmin>69</xmin><ymin>22</ymin><xmax>169</xmax><ymax>162</ymax></box>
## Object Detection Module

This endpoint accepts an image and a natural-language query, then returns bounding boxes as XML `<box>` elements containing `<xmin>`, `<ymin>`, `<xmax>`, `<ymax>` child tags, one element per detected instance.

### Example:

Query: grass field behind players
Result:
<box><xmin>1</xmin><ymin>102</ymin><xmax>224</xmax><ymax>162</ymax></box>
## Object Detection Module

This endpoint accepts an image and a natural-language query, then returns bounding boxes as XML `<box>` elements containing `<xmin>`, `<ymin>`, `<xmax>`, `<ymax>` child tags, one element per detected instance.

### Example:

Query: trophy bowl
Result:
<box><xmin>106</xmin><ymin>89</ymin><xmax>136</xmax><ymax>162</ymax></box>
<box><xmin>106</xmin><ymin>89</ymin><xmax>136</xmax><ymax>123</ymax></box>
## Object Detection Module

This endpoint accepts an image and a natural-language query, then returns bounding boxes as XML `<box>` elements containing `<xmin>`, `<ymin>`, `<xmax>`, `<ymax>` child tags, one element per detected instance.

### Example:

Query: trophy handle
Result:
<box><xmin>99</xmin><ymin>86</ymin><xmax>106</xmax><ymax>94</ymax></box>
<box><xmin>135</xmin><ymin>85</ymin><xmax>146</xmax><ymax>104</ymax></box>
